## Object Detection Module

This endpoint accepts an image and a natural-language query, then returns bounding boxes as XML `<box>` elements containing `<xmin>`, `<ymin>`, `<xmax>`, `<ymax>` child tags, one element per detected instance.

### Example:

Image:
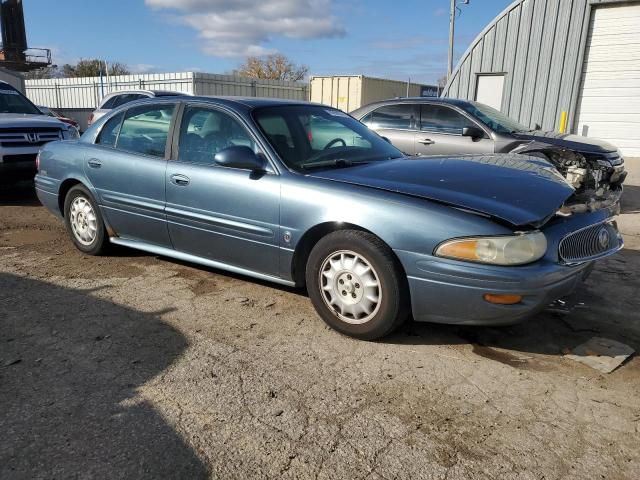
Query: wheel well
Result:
<box><xmin>291</xmin><ymin>222</ymin><xmax>407</xmax><ymax>288</ymax></box>
<box><xmin>57</xmin><ymin>179</ymin><xmax>82</xmax><ymax>216</ymax></box>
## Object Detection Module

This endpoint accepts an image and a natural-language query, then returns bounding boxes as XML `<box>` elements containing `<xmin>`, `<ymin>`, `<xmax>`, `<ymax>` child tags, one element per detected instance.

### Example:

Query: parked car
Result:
<box><xmin>38</xmin><ymin>105</ymin><xmax>80</xmax><ymax>131</ymax></box>
<box><xmin>87</xmin><ymin>89</ymin><xmax>186</xmax><ymax>127</ymax></box>
<box><xmin>0</xmin><ymin>81</ymin><xmax>79</xmax><ymax>185</ymax></box>
<box><xmin>351</xmin><ymin>98</ymin><xmax>626</xmax><ymax>215</ymax></box>
<box><xmin>35</xmin><ymin>97</ymin><xmax>622</xmax><ymax>340</ymax></box>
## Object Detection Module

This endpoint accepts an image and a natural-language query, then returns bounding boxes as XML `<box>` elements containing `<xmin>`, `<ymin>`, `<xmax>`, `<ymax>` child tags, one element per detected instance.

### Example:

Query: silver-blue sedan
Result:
<box><xmin>35</xmin><ymin>97</ymin><xmax>623</xmax><ymax>340</ymax></box>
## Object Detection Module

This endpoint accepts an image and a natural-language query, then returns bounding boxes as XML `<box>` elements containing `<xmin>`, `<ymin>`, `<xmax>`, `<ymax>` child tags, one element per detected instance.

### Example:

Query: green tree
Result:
<box><xmin>235</xmin><ymin>54</ymin><xmax>308</xmax><ymax>82</ymax></box>
<box><xmin>61</xmin><ymin>59</ymin><xmax>130</xmax><ymax>78</ymax></box>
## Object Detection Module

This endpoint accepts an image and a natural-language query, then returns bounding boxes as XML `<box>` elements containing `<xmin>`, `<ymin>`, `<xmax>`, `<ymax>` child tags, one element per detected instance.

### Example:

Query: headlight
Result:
<box><xmin>434</xmin><ymin>231</ymin><xmax>547</xmax><ymax>266</ymax></box>
<box><xmin>62</xmin><ymin>127</ymin><xmax>80</xmax><ymax>140</ymax></box>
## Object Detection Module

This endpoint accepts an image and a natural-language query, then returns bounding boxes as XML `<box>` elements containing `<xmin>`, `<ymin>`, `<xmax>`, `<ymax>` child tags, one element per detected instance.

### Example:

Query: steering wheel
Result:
<box><xmin>323</xmin><ymin>138</ymin><xmax>347</xmax><ymax>150</ymax></box>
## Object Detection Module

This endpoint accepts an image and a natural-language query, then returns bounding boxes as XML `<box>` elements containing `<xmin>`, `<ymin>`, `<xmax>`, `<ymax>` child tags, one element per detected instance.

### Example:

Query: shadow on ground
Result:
<box><xmin>0</xmin><ymin>182</ymin><xmax>41</xmax><ymax>207</ymax></box>
<box><xmin>621</xmin><ymin>184</ymin><xmax>640</xmax><ymax>214</ymax></box>
<box><xmin>0</xmin><ymin>273</ymin><xmax>208</xmax><ymax>480</ymax></box>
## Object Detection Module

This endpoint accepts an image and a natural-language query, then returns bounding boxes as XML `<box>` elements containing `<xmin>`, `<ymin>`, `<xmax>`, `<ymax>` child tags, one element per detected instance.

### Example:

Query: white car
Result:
<box><xmin>87</xmin><ymin>90</ymin><xmax>186</xmax><ymax>127</ymax></box>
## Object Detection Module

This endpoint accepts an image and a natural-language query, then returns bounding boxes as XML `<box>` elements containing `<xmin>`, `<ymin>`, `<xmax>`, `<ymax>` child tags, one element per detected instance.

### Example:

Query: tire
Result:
<box><xmin>306</xmin><ymin>230</ymin><xmax>409</xmax><ymax>340</ymax></box>
<box><xmin>63</xmin><ymin>184</ymin><xmax>108</xmax><ymax>255</ymax></box>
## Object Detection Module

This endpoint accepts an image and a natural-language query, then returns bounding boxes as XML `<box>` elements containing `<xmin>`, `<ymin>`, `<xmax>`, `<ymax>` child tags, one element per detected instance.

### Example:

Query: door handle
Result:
<box><xmin>170</xmin><ymin>174</ymin><xmax>190</xmax><ymax>186</ymax></box>
<box><xmin>418</xmin><ymin>138</ymin><xmax>435</xmax><ymax>145</ymax></box>
<box><xmin>87</xmin><ymin>158</ymin><xmax>102</xmax><ymax>168</ymax></box>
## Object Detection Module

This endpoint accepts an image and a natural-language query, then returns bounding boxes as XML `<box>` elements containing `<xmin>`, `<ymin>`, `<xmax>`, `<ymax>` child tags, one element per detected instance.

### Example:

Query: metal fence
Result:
<box><xmin>25</xmin><ymin>72</ymin><xmax>309</xmax><ymax>110</ymax></box>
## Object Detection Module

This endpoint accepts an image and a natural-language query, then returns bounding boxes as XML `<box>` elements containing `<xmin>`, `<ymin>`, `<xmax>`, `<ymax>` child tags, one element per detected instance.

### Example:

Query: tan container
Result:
<box><xmin>310</xmin><ymin>75</ymin><xmax>427</xmax><ymax>112</ymax></box>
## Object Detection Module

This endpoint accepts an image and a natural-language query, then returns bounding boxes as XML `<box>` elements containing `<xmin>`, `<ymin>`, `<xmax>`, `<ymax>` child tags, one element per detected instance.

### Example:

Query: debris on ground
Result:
<box><xmin>564</xmin><ymin>337</ymin><xmax>635</xmax><ymax>373</ymax></box>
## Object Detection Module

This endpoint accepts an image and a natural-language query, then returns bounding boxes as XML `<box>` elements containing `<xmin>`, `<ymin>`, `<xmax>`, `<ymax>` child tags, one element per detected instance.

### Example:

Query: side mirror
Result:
<box><xmin>214</xmin><ymin>145</ymin><xmax>266</xmax><ymax>171</ymax></box>
<box><xmin>462</xmin><ymin>126</ymin><xmax>484</xmax><ymax>139</ymax></box>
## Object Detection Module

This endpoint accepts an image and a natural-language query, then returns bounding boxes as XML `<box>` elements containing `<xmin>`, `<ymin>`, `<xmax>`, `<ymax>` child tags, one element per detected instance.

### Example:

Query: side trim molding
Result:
<box><xmin>109</xmin><ymin>237</ymin><xmax>296</xmax><ymax>287</ymax></box>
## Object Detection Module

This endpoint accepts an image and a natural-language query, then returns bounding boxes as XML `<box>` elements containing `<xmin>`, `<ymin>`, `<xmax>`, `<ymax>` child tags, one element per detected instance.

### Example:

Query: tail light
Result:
<box><xmin>87</xmin><ymin>113</ymin><xmax>94</xmax><ymax>126</ymax></box>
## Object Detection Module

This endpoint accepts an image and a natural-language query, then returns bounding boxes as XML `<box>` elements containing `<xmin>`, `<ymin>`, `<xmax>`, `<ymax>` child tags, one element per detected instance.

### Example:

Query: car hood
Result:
<box><xmin>309</xmin><ymin>155</ymin><xmax>575</xmax><ymax>227</ymax></box>
<box><xmin>0</xmin><ymin>113</ymin><xmax>66</xmax><ymax>129</ymax></box>
<box><xmin>512</xmin><ymin>130</ymin><xmax>618</xmax><ymax>153</ymax></box>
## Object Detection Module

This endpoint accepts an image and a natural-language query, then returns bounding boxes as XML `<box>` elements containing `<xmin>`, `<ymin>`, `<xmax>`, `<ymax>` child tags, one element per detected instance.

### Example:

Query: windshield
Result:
<box><xmin>0</xmin><ymin>85</ymin><xmax>42</xmax><ymax>115</ymax></box>
<box><xmin>457</xmin><ymin>101</ymin><xmax>531</xmax><ymax>134</ymax></box>
<box><xmin>253</xmin><ymin>105</ymin><xmax>403</xmax><ymax>171</ymax></box>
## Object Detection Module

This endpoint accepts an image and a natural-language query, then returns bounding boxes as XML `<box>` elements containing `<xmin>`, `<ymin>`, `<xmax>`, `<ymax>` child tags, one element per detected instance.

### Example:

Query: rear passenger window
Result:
<box><xmin>95</xmin><ymin>112</ymin><xmax>124</xmax><ymax>147</ymax></box>
<box><xmin>420</xmin><ymin>105</ymin><xmax>474</xmax><ymax>135</ymax></box>
<box><xmin>116</xmin><ymin>104</ymin><xmax>175</xmax><ymax>158</ymax></box>
<box><xmin>367</xmin><ymin>104</ymin><xmax>417</xmax><ymax>130</ymax></box>
<box><xmin>111</xmin><ymin>93</ymin><xmax>148</xmax><ymax>108</ymax></box>
<box><xmin>100</xmin><ymin>96</ymin><xmax>118</xmax><ymax>109</ymax></box>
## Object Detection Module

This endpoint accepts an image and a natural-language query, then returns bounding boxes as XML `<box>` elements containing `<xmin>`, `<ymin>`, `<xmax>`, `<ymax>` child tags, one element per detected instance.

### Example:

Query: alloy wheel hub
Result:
<box><xmin>319</xmin><ymin>250</ymin><xmax>381</xmax><ymax>325</ymax></box>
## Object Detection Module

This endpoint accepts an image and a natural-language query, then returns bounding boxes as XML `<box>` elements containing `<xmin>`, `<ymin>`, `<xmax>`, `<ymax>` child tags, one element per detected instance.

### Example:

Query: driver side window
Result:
<box><xmin>178</xmin><ymin>107</ymin><xmax>255</xmax><ymax>165</ymax></box>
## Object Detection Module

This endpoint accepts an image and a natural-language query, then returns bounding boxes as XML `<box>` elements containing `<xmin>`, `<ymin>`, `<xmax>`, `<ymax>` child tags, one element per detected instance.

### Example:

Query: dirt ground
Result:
<box><xmin>1</xmin><ymin>166</ymin><xmax>640</xmax><ymax>480</ymax></box>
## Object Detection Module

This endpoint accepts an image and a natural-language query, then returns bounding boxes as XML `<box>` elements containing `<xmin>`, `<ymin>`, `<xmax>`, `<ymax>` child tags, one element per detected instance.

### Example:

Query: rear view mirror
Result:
<box><xmin>214</xmin><ymin>145</ymin><xmax>266</xmax><ymax>171</ymax></box>
<box><xmin>462</xmin><ymin>126</ymin><xmax>484</xmax><ymax>139</ymax></box>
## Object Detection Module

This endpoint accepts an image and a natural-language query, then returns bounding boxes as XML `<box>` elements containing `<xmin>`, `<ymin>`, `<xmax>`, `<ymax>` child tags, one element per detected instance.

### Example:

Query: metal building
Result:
<box><xmin>442</xmin><ymin>0</ymin><xmax>640</xmax><ymax>157</ymax></box>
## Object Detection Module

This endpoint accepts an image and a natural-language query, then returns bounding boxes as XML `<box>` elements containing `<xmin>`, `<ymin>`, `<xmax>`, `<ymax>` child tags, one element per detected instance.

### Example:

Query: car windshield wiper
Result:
<box><xmin>299</xmin><ymin>158</ymin><xmax>372</xmax><ymax>170</ymax></box>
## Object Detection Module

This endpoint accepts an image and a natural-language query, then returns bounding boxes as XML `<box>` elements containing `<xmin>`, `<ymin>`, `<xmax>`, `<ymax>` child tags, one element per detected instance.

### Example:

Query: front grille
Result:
<box><xmin>559</xmin><ymin>221</ymin><xmax>621</xmax><ymax>264</ymax></box>
<box><xmin>2</xmin><ymin>153</ymin><xmax>37</xmax><ymax>164</ymax></box>
<box><xmin>0</xmin><ymin>128</ymin><xmax>62</xmax><ymax>147</ymax></box>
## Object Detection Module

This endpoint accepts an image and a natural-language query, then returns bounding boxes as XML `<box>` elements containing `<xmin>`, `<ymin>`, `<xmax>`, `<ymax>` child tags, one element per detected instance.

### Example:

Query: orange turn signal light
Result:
<box><xmin>483</xmin><ymin>294</ymin><xmax>523</xmax><ymax>305</ymax></box>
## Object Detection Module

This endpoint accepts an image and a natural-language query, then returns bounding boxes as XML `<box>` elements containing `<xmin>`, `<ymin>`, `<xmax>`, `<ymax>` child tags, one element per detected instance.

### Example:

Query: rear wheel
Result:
<box><xmin>63</xmin><ymin>185</ymin><xmax>108</xmax><ymax>255</ymax></box>
<box><xmin>306</xmin><ymin>230</ymin><xmax>409</xmax><ymax>340</ymax></box>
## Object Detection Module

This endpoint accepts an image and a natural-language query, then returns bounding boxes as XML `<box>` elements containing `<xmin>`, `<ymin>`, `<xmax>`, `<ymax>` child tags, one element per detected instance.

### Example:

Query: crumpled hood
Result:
<box><xmin>512</xmin><ymin>130</ymin><xmax>618</xmax><ymax>153</ymax></box>
<box><xmin>310</xmin><ymin>154</ymin><xmax>575</xmax><ymax>227</ymax></box>
<box><xmin>0</xmin><ymin>113</ymin><xmax>66</xmax><ymax>129</ymax></box>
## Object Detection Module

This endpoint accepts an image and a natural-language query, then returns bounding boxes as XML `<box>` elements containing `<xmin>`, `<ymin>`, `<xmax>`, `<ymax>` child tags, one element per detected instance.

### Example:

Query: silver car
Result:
<box><xmin>87</xmin><ymin>89</ymin><xmax>185</xmax><ymax>127</ymax></box>
<box><xmin>351</xmin><ymin>97</ymin><xmax>626</xmax><ymax>215</ymax></box>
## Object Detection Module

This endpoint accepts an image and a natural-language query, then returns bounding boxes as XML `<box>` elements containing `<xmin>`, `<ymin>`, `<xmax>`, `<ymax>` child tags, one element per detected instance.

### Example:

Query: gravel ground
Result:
<box><xmin>1</xmin><ymin>167</ymin><xmax>639</xmax><ymax>480</ymax></box>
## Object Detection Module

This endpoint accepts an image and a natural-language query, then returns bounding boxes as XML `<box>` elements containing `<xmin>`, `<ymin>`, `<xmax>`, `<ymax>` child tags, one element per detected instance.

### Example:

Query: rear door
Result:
<box><xmin>361</xmin><ymin>104</ymin><xmax>418</xmax><ymax>155</ymax></box>
<box><xmin>165</xmin><ymin>104</ymin><xmax>281</xmax><ymax>276</ymax></box>
<box><xmin>416</xmin><ymin>104</ymin><xmax>494</xmax><ymax>156</ymax></box>
<box><xmin>84</xmin><ymin>102</ymin><xmax>176</xmax><ymax>247</ymax></box>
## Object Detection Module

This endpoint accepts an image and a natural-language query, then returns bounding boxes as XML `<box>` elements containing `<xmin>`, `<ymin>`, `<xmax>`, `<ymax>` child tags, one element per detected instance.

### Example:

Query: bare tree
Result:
<box><xmin>235</xmin><ymin>54</ymin><xmax>308</xmax><ymax>81</ymax></box>
<box><xmin>61</xmin><ymin>59</ymin><xmax>130</xmax><ymax>78</ymax></box>
<box><xmin>437</xmin><ymin>74</ymin><xmax>448</xmax><ymax>89</ymax></box>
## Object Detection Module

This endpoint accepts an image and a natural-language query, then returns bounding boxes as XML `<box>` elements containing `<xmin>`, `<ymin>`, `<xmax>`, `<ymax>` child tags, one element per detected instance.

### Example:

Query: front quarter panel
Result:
<box><xmin>279</xmin><ymin>174</ymin><xmax>513</xmax><ymax>278</ymax></box>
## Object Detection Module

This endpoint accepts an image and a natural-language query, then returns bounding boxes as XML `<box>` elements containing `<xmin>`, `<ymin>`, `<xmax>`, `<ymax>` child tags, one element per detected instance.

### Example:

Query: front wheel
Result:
<box><xmin>63</xmin><ymin>184</ymin><xmax>108</xmax><ymax>255</ymax></box>
<box><xmin>306</xmin><ymin>230</ymin><xmax>409</xmax><ymax>340</ymax></box>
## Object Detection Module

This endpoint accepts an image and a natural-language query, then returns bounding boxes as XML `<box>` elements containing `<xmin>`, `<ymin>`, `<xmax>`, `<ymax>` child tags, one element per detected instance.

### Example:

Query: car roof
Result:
<box><xmin>352</xmin><ymin>96</ymin><xmax>473</xmax><ymax>112</ymax></box>
<box><xmin>121</xmin><ymin>95</ymin><xmax>325</xmax><ymax>111</ymax></box>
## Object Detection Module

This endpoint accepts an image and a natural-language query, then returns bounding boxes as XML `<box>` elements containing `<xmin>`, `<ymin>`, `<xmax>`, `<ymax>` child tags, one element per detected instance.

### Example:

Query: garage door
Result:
<box><xmin>576</xmin><ymin>3</ymin><xmax>640</xmax><ymax>157</ymax></box>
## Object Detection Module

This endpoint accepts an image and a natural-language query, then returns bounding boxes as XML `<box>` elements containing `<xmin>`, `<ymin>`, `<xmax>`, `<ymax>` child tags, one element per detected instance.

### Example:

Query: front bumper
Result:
<box><xmin>0</xmin><ymin>157</ymin><xmax>37</xmax><ymax>184</ymax></box>
<box><xmin>397</xmin><ymin>250</ymin><xmax>596</xmax><ymax>325</ymax></box>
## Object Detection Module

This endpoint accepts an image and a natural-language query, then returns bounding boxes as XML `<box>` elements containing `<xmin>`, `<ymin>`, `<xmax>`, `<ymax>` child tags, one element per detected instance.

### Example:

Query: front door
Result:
<box><xmin>165</xmin><ymin>105</ymin><xmax>281</xmax><ymax>276</ymax></box>
<box><xmin>415</xmin><ymin>104</ymin><xmax>494</xmax><ymax>156</ymax></box>
<box><xmin>84</xmin><ymin>103</ymin><xmax>176</xmax><ymax>247</ymax></box>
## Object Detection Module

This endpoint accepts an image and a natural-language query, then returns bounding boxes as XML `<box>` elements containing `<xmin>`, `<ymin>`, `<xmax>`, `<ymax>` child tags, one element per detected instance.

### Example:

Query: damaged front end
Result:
<box><xmin>511</xmin><ymin>142</ymin><xmax>627</xmax><ymax>216</ymax></box>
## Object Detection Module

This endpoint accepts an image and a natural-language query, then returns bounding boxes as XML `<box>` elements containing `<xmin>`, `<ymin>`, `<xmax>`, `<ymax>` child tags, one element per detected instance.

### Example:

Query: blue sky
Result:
<box><xmin>24</xmin><ymin>0</ymin><xmax>513</xmax><ymax>84</ymax></box>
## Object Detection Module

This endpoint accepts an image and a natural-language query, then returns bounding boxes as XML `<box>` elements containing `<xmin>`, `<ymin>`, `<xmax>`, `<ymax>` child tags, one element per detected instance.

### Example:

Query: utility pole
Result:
<box><xmin>448</xmin><ymin>0</ymin><xmax>456</xmax><ymax>79</ymax></box>
<box><xmin>448</xmin><ymin>0</ymin><xmax>470</xmax><ymax>80</ymax></box>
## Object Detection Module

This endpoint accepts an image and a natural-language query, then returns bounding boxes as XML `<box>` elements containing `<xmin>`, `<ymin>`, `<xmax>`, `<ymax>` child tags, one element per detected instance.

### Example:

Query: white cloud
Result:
<box><xmin>129</xmin><ymin>63</ymin><xmax>159</xmax><ymax>74</ymax></box>
<box><xmin>434</xmin><ymin>7</ymin><xmax>448</xmax><ymax>17</ymax></box>
<box><xmin>145</xmin><ymin>0</ymin><xmax>345</xmax><ymax>58</ymax></box>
